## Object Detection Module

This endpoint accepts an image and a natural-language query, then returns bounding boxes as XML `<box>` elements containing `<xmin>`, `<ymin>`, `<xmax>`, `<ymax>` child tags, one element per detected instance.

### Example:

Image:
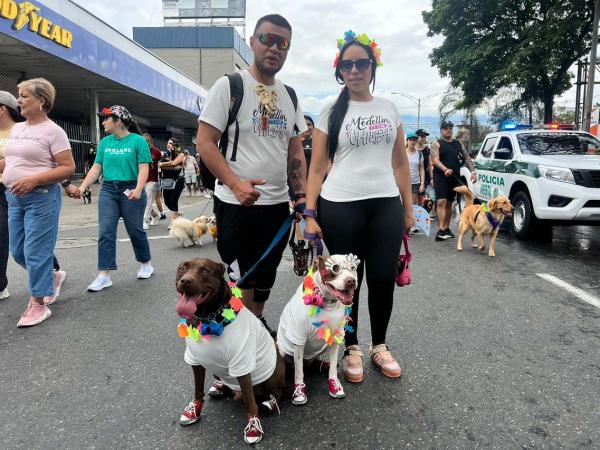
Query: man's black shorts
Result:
<box><xmin>213</xmin><ymin>196</ymin><xmax>290</xmax><ymax>292</ymax></box>
<box><xmin>433</xmin><ymin>173</ymin><xmax>460</xmax><ymax>203</ymax></box>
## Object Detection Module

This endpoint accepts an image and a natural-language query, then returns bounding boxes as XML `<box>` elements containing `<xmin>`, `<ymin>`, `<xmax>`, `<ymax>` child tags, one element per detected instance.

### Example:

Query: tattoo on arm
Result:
<box><xmin>430</xmin><ymin>142</ymin><xmax>440</xmax><ymax>167</ymax></box>
<box><xmin>289</xmin><ymin>158</ymin><xmax>304</xmax><ymax>195</ymax></box>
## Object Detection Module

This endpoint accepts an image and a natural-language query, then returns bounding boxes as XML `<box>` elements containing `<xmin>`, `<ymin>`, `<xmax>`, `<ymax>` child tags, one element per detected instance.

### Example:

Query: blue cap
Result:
<box><xmin>406</xmin><ymin>132</ymin><xmax>418</xmax><ymax>140</ymax></box>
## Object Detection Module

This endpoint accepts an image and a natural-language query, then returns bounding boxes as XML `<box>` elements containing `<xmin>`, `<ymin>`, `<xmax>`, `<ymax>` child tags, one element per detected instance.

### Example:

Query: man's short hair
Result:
<box><xmin>254</xmin><ymin>14</ymin><xmax>292</xmax><ymax>35</ymax></box>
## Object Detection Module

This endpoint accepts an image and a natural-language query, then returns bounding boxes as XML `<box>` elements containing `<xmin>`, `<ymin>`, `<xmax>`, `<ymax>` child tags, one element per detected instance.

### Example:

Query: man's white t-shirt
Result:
<box><xmin>277</xmin><ymin>283</ymin><xmax>347</xmax><ymax>361</ymax></box>
<box><xmin>316</xmin><ymin>97</ymin><xmax>402</xmax><ymax>202</ymax></box>
<box><xmin>184</xmin><ymin>308</ymin><xmax>277</xmax><ymax>390</ymax></box>
<box><xmin>200</xmin><ymin>70</ymin><xmax>307</xmax><ymax>205</ymax></box>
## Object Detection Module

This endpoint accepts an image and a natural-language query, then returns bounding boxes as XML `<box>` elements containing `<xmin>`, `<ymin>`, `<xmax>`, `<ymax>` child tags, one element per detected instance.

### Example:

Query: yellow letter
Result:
<box><xmin>27</xmin><ymin>11</ymin><xmax>42</xmax><ymax>32</ymax></box>
<box><xmin>61</xmin><ymin>28</ymin><xmax>72</xmax><ymax>48</ymax></box>
<box><xmin>1</xmin><ymin>0</ymin><xmax>18</xmax><ymax>20</ymax></box>
<box><xmin>38</xmin><ymin>17</ymin><xmax>51</xmax><ymax>38</ymax></box>
<box><xmin>49</xmin><ymin>23</ymin><xmax>61</xmax><ymax>43</ymax></box>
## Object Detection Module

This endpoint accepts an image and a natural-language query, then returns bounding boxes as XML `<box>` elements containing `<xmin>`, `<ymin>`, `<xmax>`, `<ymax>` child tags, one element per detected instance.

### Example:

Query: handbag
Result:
<box><xmin>396</xmin><ymin>234</ymin><xmax>412</xmax><ymax>287</ymax></box>
<box><xmin>289</xmin><ymin>221</ymin><xmax>313</xmax><ymax>276</ymax></box>
<box><xmin>160</xmin><ymin>177</ymin><xmax>176</xmax><ymax>190</ymax></box>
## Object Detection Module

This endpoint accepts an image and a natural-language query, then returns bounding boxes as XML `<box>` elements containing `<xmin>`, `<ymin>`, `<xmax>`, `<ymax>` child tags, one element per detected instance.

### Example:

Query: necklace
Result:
<box><xmin>177</xmin><ymin>282</ymin><xmax>244</xmax><ymax>342</ymax></box>
<box><xmin>255</xmin><ymin>84</ymin><xmax>278</xmax><ymax>132</ymax></box>
<box><xmin>302</xmin><ymin>267</ymin><xmax>353</xmax><ymax>346</ymax></box>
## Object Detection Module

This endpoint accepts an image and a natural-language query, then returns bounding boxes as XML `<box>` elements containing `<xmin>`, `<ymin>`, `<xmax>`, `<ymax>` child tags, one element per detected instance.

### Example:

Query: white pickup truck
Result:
<box><xmin>459</xmin><ymin>128</ymin><xmax>600</xmax><ymax>240</ymax></box>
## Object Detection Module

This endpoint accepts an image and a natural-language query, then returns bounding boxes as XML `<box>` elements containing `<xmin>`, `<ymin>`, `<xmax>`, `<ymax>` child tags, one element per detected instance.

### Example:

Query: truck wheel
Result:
<box><xmin>511</xmin><ymin>191</ymin><xmax>552</xmax><ymax>241</ymax></box>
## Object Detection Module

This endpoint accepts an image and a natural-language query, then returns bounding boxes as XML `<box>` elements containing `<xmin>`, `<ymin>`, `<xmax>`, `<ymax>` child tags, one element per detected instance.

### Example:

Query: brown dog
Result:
<box><xmin>454</xmin><ymin>186</ymin><xmax>513</xmax><ymax>257</ymax></box>
<box><xmin>175</xmin><ymin>258</ymin><xmax>285</xmax><ymax>445</ymax></box>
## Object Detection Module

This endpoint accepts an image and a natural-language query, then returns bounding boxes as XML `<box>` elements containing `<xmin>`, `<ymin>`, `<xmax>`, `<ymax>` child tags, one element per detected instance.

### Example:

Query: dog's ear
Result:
<box><xmin>488</xmin><ymin>198</ymin><xmax>497</xmax><ymax>211</ymax></box>
<box><xmin>218</xmin><ymin>263</ymin><xmax>226</xmax><ymax>276</ymax></box>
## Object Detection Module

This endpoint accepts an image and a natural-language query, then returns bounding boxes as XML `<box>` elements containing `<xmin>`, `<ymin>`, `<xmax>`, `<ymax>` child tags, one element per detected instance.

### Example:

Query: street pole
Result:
<box><xmin>391</xmin><ymin>92</ymin><xmax>443</xmax><ymax>130</ymax></box>
<box><xmin>583</xmin><ymin>0</ymin><xmax>600</xmax><ymax>131</ymax></box>
<box><xmin>417</xmin><ymin>99</ymin><xmax>421</xmax><ymax>129</ymax></box>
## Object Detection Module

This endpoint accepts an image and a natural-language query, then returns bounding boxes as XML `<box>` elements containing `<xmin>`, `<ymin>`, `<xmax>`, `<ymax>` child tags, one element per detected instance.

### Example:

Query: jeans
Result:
<box><xmin>6</xmin><ymin>184</ymin><xmax>61</xmax><ymax>297</ymax></box>
<box><xmin>0</xmin><ymin>186</ymin><xmax>9</xmax><ymax>292</ymax></box>
<box><xmin>143</xmin><ymin>181</ymin><xmax>158</xmax><ymax>223</ymax></box>
<box><xmin>98</xmin><ymin>181</ymin><xmax>151</xmax><ymax>270</ymax></box>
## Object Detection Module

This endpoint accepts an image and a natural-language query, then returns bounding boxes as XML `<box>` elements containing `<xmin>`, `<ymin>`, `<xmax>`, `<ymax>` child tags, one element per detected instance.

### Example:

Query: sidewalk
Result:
<box><xmin>58</xmin><ymin>182</ymin><xmax>209</xmax><ymax>230</ymax></box>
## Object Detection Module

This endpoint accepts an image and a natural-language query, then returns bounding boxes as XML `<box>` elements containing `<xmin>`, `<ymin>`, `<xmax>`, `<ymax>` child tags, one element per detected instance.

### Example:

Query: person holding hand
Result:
<box><xmin>76</xmin><ymin>105</ymin><xmax>153</xmax><ymax>292</ymax></box>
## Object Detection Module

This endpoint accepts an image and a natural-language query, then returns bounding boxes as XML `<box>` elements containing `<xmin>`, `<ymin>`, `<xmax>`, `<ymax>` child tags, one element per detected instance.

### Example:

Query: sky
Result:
<box><xmin>75</xmin><ymin>0</ymin><xmax>581</xmax><ymax>131</ymax></box>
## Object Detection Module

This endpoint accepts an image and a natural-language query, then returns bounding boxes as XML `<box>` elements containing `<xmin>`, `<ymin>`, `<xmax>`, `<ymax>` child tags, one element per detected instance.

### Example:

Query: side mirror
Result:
<box><xmin>494</xmin><ymin>148</ymin><xmax>512</xmax><ymax>160</ymax></box>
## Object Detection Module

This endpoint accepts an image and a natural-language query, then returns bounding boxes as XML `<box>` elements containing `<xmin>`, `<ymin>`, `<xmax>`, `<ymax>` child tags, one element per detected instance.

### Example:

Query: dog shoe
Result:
<box><xmin>179</xmin><ymin>399</ymin><xmax>202</xmax><ymax>426</ymax></box>
<box><xmin>244</xmin><ymin>415</ymin><xmax>264</xmax><ymax>445</ymax></box>
<box><xmin>342</xmin><ymin>345</ymin><xmax>364</xmax><ymax>383</ymax></box>
<box><xmin>259</xmin><ymin>394</ymin><xmax>280</xmax><ymax>415</ymax></box>
<box><xmin>292</xmin><ymin>383</ymin><xmax>308</xmax><ymax>406</ymax></box>
<box><xmin>328</xmin><ymin>378</ymin><xmax>346</xmax><ymax>399</ymax></box>
<box><xmin>207</xmin><ymin>379</ymin><xmax>231</xmax><ymax>399</ymax></box>
<box><xmin>370</xmin><ymin>344</ymin><xmax>402</xmax><ymax>378</ymax></box>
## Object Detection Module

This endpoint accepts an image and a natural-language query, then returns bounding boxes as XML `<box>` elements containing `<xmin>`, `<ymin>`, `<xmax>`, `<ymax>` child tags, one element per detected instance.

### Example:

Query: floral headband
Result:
<box><xmin>333</xmin><ymin>30</ymin><xmax>383</xmax><ymax>68</ymax></box>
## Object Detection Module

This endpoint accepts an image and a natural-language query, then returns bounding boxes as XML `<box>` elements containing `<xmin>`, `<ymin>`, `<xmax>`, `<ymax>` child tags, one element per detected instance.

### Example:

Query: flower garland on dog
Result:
<box><xmin>177</xmin><ymin>282</ymin><xmax>244</xmax><ymax>342</ymax></box>
<box><xmin>302</xmin><ymin>267</ymin><xmax>353</xmax><ymax>346</ymax></box>
<box><xmin>333</xmin><ymin>30</ymin><xmax>383</xmax><ymax>68</ymax></box>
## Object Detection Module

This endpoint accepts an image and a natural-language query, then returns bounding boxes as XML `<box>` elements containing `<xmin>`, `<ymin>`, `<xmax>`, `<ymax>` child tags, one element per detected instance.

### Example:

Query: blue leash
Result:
<box><xmin>236</xmin><ymin>213</ymin><xmax>295</xmax><ymax>286</ymax></box>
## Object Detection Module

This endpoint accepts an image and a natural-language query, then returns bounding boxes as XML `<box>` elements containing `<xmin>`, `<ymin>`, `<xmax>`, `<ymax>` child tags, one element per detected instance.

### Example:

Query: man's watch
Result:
<box><xmin>61</xmin><ymin>179</ymin><xmax>71</xmax><ymax>188</ymax></box>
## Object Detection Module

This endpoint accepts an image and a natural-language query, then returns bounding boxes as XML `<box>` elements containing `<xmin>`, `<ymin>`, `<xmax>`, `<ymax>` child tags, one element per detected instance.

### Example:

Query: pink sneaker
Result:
<box><xmin>179</xmin><ymin>400</ymin><xmax>202</xmax><ymax>426</ymax></box>
<box><xmin>328</xmin><ymin>378</ymin><xmax>346</xmax><ymax>399</ymax></box>
<box><xmin>370</xmin><ymin>344</ymin><xmax>402</xmax><ymax>378</ymax></box>
<box><xmin>17</xmin><ymin>302</ymin><xmax>52</xmax><ymax>327</ymax></box>
<box><xmin>44</xmin><ymin>270</ymin><xmax>67</xmax><ymax>305</ymax></box>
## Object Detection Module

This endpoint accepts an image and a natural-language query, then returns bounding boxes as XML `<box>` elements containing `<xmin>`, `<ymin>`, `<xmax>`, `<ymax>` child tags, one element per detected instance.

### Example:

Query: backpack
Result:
<box><xmin>198</xmin><ymin>72</ymin><xmax>299</xmax><ymax>191</ymax></box>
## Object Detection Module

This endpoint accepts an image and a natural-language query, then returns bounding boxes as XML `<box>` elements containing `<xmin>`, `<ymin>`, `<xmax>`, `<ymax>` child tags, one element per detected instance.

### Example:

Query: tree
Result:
<box><xmin>423</xmin><ymin>0</ymin><xmax>595</xmax><ymax>123</ymax></box>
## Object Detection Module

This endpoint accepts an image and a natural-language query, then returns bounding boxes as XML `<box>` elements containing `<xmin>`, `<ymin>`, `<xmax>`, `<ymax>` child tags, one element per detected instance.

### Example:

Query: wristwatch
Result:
<box><xmin>61</xmin><ymin>179</ymin><xmax>71</xmax><ymax>188</ymax></box>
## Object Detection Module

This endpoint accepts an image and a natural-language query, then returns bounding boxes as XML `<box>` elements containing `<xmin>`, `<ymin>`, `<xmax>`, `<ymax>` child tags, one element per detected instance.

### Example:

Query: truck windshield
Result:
<box><xmin>517</xmin><ymin>133</ymin><xmax>600</xmax><ymax>156</ymax></box>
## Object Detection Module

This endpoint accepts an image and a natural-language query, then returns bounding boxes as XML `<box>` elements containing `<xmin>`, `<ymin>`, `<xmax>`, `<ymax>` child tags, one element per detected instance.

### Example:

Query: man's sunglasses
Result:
<box><xmin>255</xmin><ymin>33</ymin><xmax>290</xmax><ymax>50</ymax></box>
<box><xmin>338</xmin><ymin>58</ymin><xmax>372</xmax><ymax>73</ymax></box>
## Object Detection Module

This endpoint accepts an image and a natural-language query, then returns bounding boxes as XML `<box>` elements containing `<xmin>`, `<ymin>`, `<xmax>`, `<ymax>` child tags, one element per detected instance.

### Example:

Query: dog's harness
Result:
<box><xmin>474</xmin><ymin>203</ymin><xmax>501</xmax><ymax>230</ymax></box>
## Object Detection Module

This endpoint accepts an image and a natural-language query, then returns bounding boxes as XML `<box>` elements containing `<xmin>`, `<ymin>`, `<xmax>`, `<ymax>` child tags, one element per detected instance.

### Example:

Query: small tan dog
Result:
<box><xmin>170</xmin><ymin>216</ymin><xmax>209</xmax><ymax>247</ymax></box>
<box><xmin>207</xmin><ymin>215</ymin><xmax>217</xmax><ymax>242</ymax></box>
<box><xmin>453</xmin><ymin>186</ymin><xmax>513</xmax><ymax>257</ymax></box>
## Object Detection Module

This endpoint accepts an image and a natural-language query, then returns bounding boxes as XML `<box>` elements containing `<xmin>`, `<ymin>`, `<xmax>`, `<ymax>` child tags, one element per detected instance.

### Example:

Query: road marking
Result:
<box><xmin>119</xmin><ymin>235</ymin><xmax>171</xmax><ymax>242</ymax></box>
<box><xmin>537</xmin><ymin>273</ymin><xmax>600</xmax><ymax>310</ymax></box>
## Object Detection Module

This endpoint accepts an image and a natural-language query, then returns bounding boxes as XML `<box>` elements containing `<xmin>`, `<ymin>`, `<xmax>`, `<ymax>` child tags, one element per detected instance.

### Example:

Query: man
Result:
<box><xmin>415</xmin><ymin>128</ymin><xmax>433</xmax><ymax>204</ymax></box>
<box><xmin>142</xmin><ymin>133</ymin><xmax>164</xmax><ymax>229</ymax></box>
<box><xmin>196</xmin><ymin>14</ymin><xmax>307</xmax><ymax>336</ymax></box>
<box><xmin>430</xmin><ymin>121</ymin><xmax>476</xmax><ymax>241</ymax></box>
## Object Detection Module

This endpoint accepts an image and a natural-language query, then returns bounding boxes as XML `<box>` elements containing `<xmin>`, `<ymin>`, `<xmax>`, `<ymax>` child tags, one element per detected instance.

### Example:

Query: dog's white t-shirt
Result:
<box><xmin>277</xmin><ymin>283</ymin><xmax>348</xmax><ymax>361</ymax></box>
<box><xmin>184</xmin><ymin>308</ymin><xmax>277</xmax><ymax>390</ymax></box>
<box><xmin>200</xmin><ymin>70</ymin><xmax>307</xmax><ymax>205</ymax></box>
<box><xmin>316</xmin><ymin>97</ymin><xmax>402</xmax><ymax>202</ymax></box>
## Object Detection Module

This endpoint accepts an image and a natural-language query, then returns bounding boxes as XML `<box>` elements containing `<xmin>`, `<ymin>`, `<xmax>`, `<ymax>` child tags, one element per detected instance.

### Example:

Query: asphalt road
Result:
<box><xmin>1</xmin><ymin>191</ymin><xmax>599</xmax><ymax>450</ymax></box>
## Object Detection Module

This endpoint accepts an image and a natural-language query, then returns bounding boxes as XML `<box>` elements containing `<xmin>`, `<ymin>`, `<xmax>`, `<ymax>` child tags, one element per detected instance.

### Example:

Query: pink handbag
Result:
<box><xmin>396</xmin><ymin>234</ymin><xmax>412</xmax><ymax>287</ymax></box>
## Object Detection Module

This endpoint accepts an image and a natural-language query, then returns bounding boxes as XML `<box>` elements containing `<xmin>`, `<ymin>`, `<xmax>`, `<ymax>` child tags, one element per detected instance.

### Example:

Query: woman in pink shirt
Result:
<box><xmin>3</xmin><ymin>78</ymin><xmax>75</xmax><ymax>327</ymax></box>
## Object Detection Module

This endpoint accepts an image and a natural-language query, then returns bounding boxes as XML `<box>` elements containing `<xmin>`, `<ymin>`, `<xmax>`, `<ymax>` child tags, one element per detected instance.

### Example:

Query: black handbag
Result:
<box><xmin>289</xmin><ymin>221</ymin><xmax>313</xmax><ymax>276</ymax></box>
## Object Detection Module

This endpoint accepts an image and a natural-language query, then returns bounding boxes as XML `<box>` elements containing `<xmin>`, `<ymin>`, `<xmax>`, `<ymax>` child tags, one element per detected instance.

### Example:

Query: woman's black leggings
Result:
<box><xmin>318</xmin><ymin>196</ymin><xmax>404</xmax><ymax>347</ymax></box>
<box><xmin>162</xmin><ymin>178</ymin><xmax>185</xmax><ymax>213</ymax></box>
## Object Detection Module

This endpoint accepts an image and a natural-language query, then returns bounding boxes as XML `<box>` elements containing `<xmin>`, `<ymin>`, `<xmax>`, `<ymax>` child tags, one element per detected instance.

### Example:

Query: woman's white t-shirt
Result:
<box><xmin>316</xmin><ymin>97</ymin><xmax>402</xmax><ymax>202</ymax></box>
<box><xmin>407</xmin><ymin>149</ymin><xmax>422</xmax><ymax>185</ymax></box>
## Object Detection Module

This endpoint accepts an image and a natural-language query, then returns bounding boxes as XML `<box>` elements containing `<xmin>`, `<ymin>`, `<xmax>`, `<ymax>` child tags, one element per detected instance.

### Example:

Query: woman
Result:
<box><xmin>304</xmin><ymin>32</ymin><xmax>414</xmax><ymax>382</ymax></box>
<box><xmin>2</xmin><ymin>79</ymin><xmax>75</xmax><ymax>327</ymax></box>
<box><xmin>182</xmin><ymin>149</ymin><xmax>199</xmax><ymax>196</ymax></box>
<box><xmin>406</xmin><ymin>132</ymin><xmax>425</xmax><ymax>205</ymax></box>
<box><xmin>76</xmin><ymin>105</ymin><xmax>153</xmax><ymax>292</ymax></box>
<box><xmin>302</xmin><ymin>115</ymin><xmax>314</xmax><ymax>170</ymax></box>
<box><xmin>159</xmin><ymin>138</ymin><xmax>186</xmax><ymax>225</ymax></box>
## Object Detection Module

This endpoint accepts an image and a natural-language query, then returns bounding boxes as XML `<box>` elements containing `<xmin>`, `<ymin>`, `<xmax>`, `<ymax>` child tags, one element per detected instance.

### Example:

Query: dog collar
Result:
<box><xmin>177</xmin><ymin>282</ymin><xmax>244</xmax><ymax>342</ymax></box>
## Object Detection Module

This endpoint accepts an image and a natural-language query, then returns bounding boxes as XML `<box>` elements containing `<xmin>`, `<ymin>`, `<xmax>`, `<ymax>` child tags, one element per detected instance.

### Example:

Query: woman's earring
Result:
<box><xmin>39</xmin><ymin>104</ymin><xmax>43</xmax><ymax>111</ymax></box>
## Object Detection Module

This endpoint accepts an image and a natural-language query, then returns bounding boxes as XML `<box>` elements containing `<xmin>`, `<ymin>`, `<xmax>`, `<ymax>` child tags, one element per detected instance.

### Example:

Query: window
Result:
<box><xmin>494</xmin><ymin>136</ymin><xmax>513</xmax><ymax>158</ymax></box>
<box><xmin>480</xmin><ymin>137</ymin><xmax>498</xmax><ymax>158</ymax></box>
<box><xmin>517</xmin><ymin>133</ymin><xmax>600</xmax><ymax>156</ymax></box>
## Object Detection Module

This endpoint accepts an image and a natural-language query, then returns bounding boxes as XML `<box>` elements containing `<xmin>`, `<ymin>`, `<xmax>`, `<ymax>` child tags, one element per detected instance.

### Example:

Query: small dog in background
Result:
<box><xmin>82</xmin><ymin>188</ymin><xmax>92</xmax><ymax>204</ymax></box>
<box><xmin>421</xmin><ymin>195</ymin><xmax>434</xmax><ymax>213</ymax></box>
<box><xmin>207</xmin><ymin>215</ymin><xmax>217</xmax><ymax>243</ymax></box>
<box><xmin>170</xmin><ymin>216</ymin><xmax>209</xmax><ymax>247</ymax></box>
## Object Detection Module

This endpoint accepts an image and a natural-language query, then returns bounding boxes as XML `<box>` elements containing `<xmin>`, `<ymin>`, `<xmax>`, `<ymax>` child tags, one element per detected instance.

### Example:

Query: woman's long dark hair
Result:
<box><xmin>327</xmin><ymin>41</ymin><xmax>378</xmax><ymax>161</ymax></box>
<box><xmin>127</xmin><ymin>119</ymin><xmax>142</xmax><ymax>135</ymax></box>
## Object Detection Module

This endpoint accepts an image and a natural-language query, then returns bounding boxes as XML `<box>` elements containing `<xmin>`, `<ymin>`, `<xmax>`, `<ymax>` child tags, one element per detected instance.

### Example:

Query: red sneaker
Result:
<box><xmin>207</xmin><ymin>379</ymin><xmax>231</xmax><ymax>399</ymax></box>
<box><xmin>292</xmin><ymin>383</ymin><xmax>308</xmax><ymax>406</ymax></box>
<box><xmin>328</xmin><ymin>378</ymin><xmax>346</xmax><ymax>399</ymax></box>
<box><xmin>243</xmin><ymin>415</ymin><xmax>264</xmax><ymax>445</ymax></box>
<box><xmin>179</xmin><ymin>400</ymin><xmax>202</xmax><ymax>426</ymax></box>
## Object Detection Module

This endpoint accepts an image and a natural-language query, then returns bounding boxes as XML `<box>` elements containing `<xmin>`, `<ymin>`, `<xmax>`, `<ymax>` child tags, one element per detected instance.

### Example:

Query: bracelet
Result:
<box><xmin>61</xmin><ymin>179</ymin><xmax>71</xmax><ymax>188</ymax></box>
<box><xmin>303</xmin><ymin>208</ymin><xmax>317</xmax><ymax>220</ymax></box>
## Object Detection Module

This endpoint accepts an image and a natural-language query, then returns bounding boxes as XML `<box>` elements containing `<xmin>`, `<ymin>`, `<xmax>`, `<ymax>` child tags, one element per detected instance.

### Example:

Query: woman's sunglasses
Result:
<box><xmin>338</xmin><ymin>58</ymin><xmax>372</xmax><ymax>73</ymax></box>
<box><xmin>255</xmin><ymin>33</ymin><xmax>290</xmax><ymax>51</ymax></box>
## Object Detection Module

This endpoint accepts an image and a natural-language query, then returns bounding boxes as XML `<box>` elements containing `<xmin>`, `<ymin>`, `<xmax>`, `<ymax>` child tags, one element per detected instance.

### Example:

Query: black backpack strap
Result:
<box><xmin>218</xmin><ymin>72</ymin><xmax>244</xmax><ymax>161</ymax></box>
<box><xmin>284</xmin><ymin>84</ymin><xmax>300</xmax><ymax>134</ymax></box>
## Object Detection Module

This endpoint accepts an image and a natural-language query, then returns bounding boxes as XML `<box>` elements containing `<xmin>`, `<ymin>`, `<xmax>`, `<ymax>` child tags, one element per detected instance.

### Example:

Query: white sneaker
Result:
<box><xmin>202</xmin><ymin>192</ymin><xmax>211</xmax><ymax>199</ymax></box>
<box><xmin>137</xmin><ymin>264</ymin><xmax>154</xmax><ymax>279</ymax></box>
<box><xmin>143</xmin><ymin>222</ymin><xmax>150</xmax><ymax>230</ymax></box>
<box><xmin>88</xmin><ymin>276</ymin><xmax>113</xmax><ymax>292</ymax></box>
<box><xmin>0</xmin><ymin>288</ymin><xmax>9</xmax><ymax>300</ymax></box>
<box><xmin>149</xmin><ymin>217</ymin><xmax>158</xmax><ymax>226</ymax></box>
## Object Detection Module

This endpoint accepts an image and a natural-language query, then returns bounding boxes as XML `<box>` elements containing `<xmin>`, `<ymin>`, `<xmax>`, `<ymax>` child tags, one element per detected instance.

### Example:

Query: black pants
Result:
<box><xmin>0</xmin><ymin>186</ymin><xmax>8</xmax><ymax>291</ymax></box>
<box><xmin>319</xmin><ymin>196</ymin><xmax>404</xmax><ymax>346</ymax></box>
<box><xmin>162</xmin><ymin>177</ymin><xmax>185</xmax><ymax>212</ymax></box>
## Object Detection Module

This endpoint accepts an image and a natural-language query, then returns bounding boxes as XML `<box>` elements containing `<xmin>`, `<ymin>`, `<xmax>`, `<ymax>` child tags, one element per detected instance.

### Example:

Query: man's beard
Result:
<box><xmin>255</xmin><ymin>57</ymin><xmax>282</xmax><ymax>77</ymax></box>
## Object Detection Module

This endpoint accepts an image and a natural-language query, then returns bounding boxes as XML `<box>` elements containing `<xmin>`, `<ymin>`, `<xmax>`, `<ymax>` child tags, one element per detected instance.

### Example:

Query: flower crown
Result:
<box><xmin>333</xmin><ymin>30</ymin><xmax>383</xmax><ymax>68</ymax></box>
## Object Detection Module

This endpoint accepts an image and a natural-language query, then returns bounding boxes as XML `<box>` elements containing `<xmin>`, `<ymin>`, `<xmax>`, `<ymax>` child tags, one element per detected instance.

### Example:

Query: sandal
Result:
<box><xmin>342</xmin><ymin>345</ymin><xmax>364</xmax><ymax>383</ymax></box>
<box><xmin>370</xmin><ymin>344</ymin><xmax>402</xmax><ymax>378</ymax></box>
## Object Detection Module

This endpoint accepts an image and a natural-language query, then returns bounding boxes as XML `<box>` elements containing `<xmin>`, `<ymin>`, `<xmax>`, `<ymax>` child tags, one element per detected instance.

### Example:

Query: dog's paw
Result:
<box><xmin>488</xmin><ymin>251</ymin><xmax>495</xmax><ymax>257</ymax></box>
<box><xmin>457</xmin><ymin>246</ymin><xmax>463</xmax><ymax>252</ymax></box>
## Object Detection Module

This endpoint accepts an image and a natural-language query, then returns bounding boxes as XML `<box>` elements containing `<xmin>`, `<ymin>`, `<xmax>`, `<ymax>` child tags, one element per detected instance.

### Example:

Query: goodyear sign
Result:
<box><xmin>0</xmin><ymin>0</ymin><xmax>73</xmax><ymax>48</ymax></box>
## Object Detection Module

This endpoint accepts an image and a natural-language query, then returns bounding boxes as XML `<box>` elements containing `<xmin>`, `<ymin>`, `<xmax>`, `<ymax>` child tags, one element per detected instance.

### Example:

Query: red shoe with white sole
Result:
<box><xmin>243</xmin><ymin>415</ymin><xmax>264</xmax><ymax>445</ymax></box>
<box><xmin>292</xmin><ymin>383</ymin><xmax>307</xmax><ymax>405</ymax></box>
<box><xmin>179</xmin><ymin>399</ymin><xmax>202</xmax><ymax>426</ymax></box>
<box><xmin>328</xmin><ymin>378</ymin><xmax>346</xmax><ymax>399</ymax></box>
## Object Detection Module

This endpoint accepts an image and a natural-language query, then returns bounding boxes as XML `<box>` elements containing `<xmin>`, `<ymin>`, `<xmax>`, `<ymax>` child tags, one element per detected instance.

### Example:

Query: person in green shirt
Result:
<box><xmin>76</xmin><ymin>105</ymin><xmax>154</xmax><ymax>292</ymax></box>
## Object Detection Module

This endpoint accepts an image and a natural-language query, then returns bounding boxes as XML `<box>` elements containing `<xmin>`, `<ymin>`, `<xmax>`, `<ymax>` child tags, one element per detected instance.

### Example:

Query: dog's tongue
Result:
<box><xmin>175</xmin><ymin>292</ymin><xmax>202</xmax><ymax>319</ymax></box>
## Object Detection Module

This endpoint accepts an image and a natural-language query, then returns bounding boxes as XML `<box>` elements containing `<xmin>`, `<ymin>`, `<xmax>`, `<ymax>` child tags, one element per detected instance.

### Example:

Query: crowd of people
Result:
<box><xmin>0</xmin><ymin>15</ymin><xmax>475</xmax><ymax>420</ymax></box>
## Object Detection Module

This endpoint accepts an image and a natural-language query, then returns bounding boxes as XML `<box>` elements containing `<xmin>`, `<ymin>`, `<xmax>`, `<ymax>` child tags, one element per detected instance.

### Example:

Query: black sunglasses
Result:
<box><xmin>255</xmin><ymin>33</ymin><xmax>290</xmax><ymax>50</ymax></box>
<box><xmin>338</xmin><ymin>58</ymin><xmax>372</xmax><ymax>73</ymax></box>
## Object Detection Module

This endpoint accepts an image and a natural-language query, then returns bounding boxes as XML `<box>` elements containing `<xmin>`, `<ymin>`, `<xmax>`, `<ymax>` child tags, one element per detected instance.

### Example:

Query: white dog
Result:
<box><xmin>277</xmin><ymin>254</ymin><xmax>359</xmax><ymax>405</ymax></box>
<box><xmin>169</xmin><ymin>216</ymin><xmax>208</xmax><ymax>247</ymax></box>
